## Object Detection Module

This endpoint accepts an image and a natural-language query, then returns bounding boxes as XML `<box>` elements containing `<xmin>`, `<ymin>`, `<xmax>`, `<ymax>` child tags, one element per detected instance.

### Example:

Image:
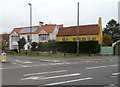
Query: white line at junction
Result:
<box><xmin>21</xmin><ymin>73</ymin><xmax>80</xmax><ymax>80</ymax></box>
<box><xmin>44</xmin><ymin>77</ymin><xmax>92</xmax><ymax>86</ymax></box>
<box><xmin>15</xmin><ymin>60</ymin><xmax>32</xmax><ymax>64</ymax></box>
<box><xmin>112</xmin><ymin>72</ymin><xmax>120</xmax><ymax>76</ymax></box>
<box><xmin>86</xmin><ymin>64</ymin><xmax>118</xmax><ymax>70</ymax></box>
<box><xmin>24</xmin><ymin>70</ymin><xmax>67</xmax><ymax>76</ymax></box>
<box><xmin>39</xmin><ymin>73</ymin><xmax>80</xmax><ymax>80</ymax></box>
<box><xmin>110</xmin><ymin>65</ymin><xmax>118</xmax><ymax>67</ymax></box>
<box><xmin>86</xmin><ymin>65</ymin><xmax>108</xmax><ymax>69</ymax></box>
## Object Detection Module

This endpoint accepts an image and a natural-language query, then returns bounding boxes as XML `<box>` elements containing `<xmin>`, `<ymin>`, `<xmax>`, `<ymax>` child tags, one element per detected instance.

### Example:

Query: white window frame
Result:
<box><xmin>78</xmin><ymin>37</ymin><xmax>82</xmax><ymax>41</ymax></box>
<box><xmin>86</xmin><ymin>36</ymin><xmax>92</xmax><ymax>41</ymax></box>
<box><xmin>39</xmin><ymin>35</ymin><xmax>49</xmax><ymax>41</ymax></box>
<box><xmin>61</xmin><ymin>37</ymin><xmax>66</xmax><ymax>41</ymax></box>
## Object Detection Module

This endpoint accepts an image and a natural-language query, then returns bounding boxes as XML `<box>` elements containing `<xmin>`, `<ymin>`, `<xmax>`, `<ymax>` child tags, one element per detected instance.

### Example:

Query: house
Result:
<box><xmin>56</xmin><ymin>17</ymin><xmax>103</xmax><ymax>45</ymax></box>
<box><xmin>9</xmin><ymin>22</ymin><xmax>63</xmax><ymax>50</ymax></box>
<box><xmin>0</xmin><ymin>33</ymin><xmax>10</xmax><ymax>51</ymax></box>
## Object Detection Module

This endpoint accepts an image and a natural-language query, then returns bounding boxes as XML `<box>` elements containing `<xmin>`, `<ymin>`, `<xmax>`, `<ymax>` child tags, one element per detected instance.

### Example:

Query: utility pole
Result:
<box><xmin>77</xmin><ymin>2</ymin><xmax>80</xmax><ymax>56</ymax></box>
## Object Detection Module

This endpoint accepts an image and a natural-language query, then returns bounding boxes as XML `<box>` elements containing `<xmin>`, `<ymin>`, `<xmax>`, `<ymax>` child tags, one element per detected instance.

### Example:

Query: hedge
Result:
<box><xmin>56</xmin><ymin>41</ymin><xmax>100</xmax><ymax>53</ymax></box>
<box><xmin>31</xmin><ymin>41</ymin><xmax>100</xmax><ymax>53</ymax></box>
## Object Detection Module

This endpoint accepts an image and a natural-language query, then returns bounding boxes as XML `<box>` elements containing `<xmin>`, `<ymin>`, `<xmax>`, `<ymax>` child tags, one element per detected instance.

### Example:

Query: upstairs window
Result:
<box><xmin>78</xmin><ymin>37</ymin><xmax>82</xmax><ymax>41</ymax></box>
<box><xmin>62</xmin><ymin>37</ymin><xmax>66</xmax><ymax>42</ymax></box>
<box><xmin>40</xmin><ymin>35</ymin><xmax>49</xmax><ymax>41</ymax></box>
<box><xmin>73</xmin><ymin>38</ymin><xmax>77</xmax><ymax>41</ymax></box>
<box><xmin>82</xmin><ymin>37</ymin><xmax>86</xmax><ymax>41</ymax></box>
<box><xmin>11</xmin><ymin>36</ymin><xmax>19</xmax><ymax>42</ymax></box>
<box><xmin>92</xmin><ymin>37</ymin><xmax>96</xmax><ymax>40</ymax></box>
<box><xmin>86</xmin><ymin>36</ymin><xmax>92</xmax><ymax>41</ymax></box>
<box><xmin>40</xmin><ymin>30</ymin><xmax>47</xmax><ymax>34</ymax></box>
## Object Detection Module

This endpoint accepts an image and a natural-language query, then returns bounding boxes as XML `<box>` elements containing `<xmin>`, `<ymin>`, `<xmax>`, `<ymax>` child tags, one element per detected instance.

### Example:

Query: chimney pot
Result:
<box><xmin>39</xmin><ymin>21</ymin><xmax>44</xmax><ymax>27</ymax></box>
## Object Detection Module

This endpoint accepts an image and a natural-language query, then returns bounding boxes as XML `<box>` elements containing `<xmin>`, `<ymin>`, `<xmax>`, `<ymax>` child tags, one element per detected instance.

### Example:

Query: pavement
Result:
<box><xmin>0</xmin><ymin>55</ymin><xmax>119</xmax><ymax>87</ymax></box>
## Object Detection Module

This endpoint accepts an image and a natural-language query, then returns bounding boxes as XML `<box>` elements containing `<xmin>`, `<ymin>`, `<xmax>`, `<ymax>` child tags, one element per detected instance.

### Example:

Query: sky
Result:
<box><xmin>0</xmin><ymin>0</ymin><xmax>119</xmax><ymax>34</ymax></box>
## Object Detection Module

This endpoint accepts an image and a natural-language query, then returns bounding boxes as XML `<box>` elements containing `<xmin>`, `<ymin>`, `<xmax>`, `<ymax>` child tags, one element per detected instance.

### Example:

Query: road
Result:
<box><xmin>1</xmin><ymin>55</ymin><xmax>119</xmax><ymax>87</ymax></box>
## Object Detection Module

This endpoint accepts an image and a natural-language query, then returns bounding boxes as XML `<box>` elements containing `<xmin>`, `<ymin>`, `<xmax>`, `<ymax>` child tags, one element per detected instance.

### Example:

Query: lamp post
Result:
<box><xmin>77</xmin><ymin>2</ymin><xmax>80</xmax><ymax>56</ymax></box>
<box><xmin>28</xmin><ymin>3</ymin><xmax>32</xmax><ymax>49</ymax></box>
<box><xmin>28</xmin><ymin>3</ymin><xmax>32</xmax><ymax>42</ymax></box>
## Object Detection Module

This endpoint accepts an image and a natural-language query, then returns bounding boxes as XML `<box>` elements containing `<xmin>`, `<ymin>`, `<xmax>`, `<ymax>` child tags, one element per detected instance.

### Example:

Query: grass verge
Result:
<box><xmin>8</xmin><ymin>53</ymin><xmax>98</xmax><ymax>58</ymax></box>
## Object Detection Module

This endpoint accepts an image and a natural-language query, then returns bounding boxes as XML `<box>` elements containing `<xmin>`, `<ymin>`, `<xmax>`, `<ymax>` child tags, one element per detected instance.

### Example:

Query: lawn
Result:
<box><xmin>8</xmin><ymin>53</ymin><xmax>97</xmax><ymax>58</ymax></box>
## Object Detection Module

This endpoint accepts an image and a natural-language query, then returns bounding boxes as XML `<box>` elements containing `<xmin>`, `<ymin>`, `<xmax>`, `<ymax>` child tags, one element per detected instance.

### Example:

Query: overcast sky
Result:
<box><xmin>0</xmin><ymin>0</ymin><xmax>119</xmax><ymax>34</ymax></box>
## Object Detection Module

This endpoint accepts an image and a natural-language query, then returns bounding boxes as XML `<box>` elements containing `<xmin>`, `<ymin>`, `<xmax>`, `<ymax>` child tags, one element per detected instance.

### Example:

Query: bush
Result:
<box><xmin>56</xmin><ymin>42</ymin><xmax>77</xmax><ymax>53</ymax></box>
<box><xmin>36</xmin><ymin>41</ymin><xmax>57</xmax><ymax>53</ymax></box>
<box><xmin>31</xmin><ymin>42</ymin><xmax>38</xmax><ymax>51</ymax></box>
<box><xmin>10</xmin><ymin>49</ymin><xmax>18</xmax><ymax>53</ymax></box>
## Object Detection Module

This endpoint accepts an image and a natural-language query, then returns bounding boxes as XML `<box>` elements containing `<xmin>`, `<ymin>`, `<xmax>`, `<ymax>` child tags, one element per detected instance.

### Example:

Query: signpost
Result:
<box><xmin>2</xmin><ymin>52</ymin><xmax>7</xmax><ymax>63</ymax></box>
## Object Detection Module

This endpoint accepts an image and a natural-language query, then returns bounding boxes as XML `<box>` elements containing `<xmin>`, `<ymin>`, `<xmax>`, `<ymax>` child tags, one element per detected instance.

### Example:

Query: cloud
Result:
<box><xmin>0</xmin><ymin>0</ymin><xmax>119</xmax><ymax>33</ymax></box>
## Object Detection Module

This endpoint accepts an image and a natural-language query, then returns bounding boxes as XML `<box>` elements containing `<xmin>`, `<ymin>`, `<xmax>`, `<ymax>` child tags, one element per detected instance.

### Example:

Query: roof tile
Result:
<box><xmin>10</xmin><ymin>24</ymin><xmax>63</xmax><ymax>35</ymax></box>
<box><xmin>57</xmin><ymin>24</ymin><xmax>100</xmax><ymax>36</ymax></box>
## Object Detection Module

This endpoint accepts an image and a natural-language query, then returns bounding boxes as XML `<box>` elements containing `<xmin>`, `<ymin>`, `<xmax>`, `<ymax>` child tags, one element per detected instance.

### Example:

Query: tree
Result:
<box><xmin>18</xmin><ymin>37</ymin><xmax>26</xmax><ymax>52</ymax></box>
<box><xmin>2</xmin><ymin>41</ymin><xmax>5</xmax><ymax>50</ymax></box>
<box><xmin>103</xmin><ymin>19</ymin><xmax>120</xmax><ymax>42</ymax></box>
<box><xmin>102</xmin><ymin>34</ymin><xmax>113</xmax><ymax>46</ymax></box>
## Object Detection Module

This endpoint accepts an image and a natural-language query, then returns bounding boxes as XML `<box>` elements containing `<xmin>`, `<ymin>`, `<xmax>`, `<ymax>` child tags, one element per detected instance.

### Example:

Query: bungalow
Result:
<box><xmin>56</xmin><ymin>17</ymin><xmax>103</xmax><ymax>45</ymax></box>
<box><xmin>9</xmin><ymin>22</ymin><xmax>63</xmax><ymax>50</ymax></box>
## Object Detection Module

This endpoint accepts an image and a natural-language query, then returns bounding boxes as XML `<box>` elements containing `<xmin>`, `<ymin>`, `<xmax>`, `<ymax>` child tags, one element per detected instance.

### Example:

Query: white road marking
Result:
<box><xmin>12</xmin><ymin>63</ymin><xmax>17</xmax><ymax>64</ymax></box>
<box><xmin>39</xmin><ymin>73</ymin><xmax>80</xmax><ymax>80</ymax></box>
<box><xmin>40</xmin><ymin>73</ymin><xmax>81</xmax><ymax>79</ymax></box>
<box><xmin>15</xmin><ymin>60</ymin><xmax>32</xmax><ymax>64</ymax></box>
<box><xmin>21</xmin><ymin>73</ymin><xmax>81</xmax><ymax>81</ymax></box>
<box><xmin>21</xmin><ymin>76</ymin><xmax>39</xmax><ymax>80</ymax></box>
<box><xmin>0</xmin><ymin>67</ymin><xmax>21</xmax><ymax>70</ymax></box>
<box><xmin>53</xmin><ymin>60</ymin><xmax>60</xmax><ymax>62</ymax></box>
<box><xmin>65</xmin><ymin>63</ymin><xmax>72</xmax><ymax>64</ymax></box>
<box><xmin>15</xmin><ymin>60</ymin><xmax>23</xmax><ymax>63</ymax></box>
<box><xmin>0</xmin><ymin>62</ymin><xmax>73</xmax><ymax>70</ymax></box>
<box><xmin>110</xmin><ymin>84</ymin><xmax>115</xmax><ymax>85</ymax></box>
<box><xmin>23</xmin><ymin>61</ymin><xmax>32</xmax><ymax>64</ymax></box>
<box><xmin>24</xmin><ymin>70</ymin><xmax>67</xmax><ymax>76</ymax></box>
<box><xmin>44</xmin><ymin>77</ymin><xmax>92</xmax><ymax>86</ymax></box>
<box><xmin>86</xmin><ymin>64</ymin><xmax>118</xmax><ymax>70</ymax></box>
<box><xmin>110</xmin><ymin>64</ymin><xmax>118</xmax><ymax>67</ymax></box>
<box><xmin>40</xmin><ymin>59</ymin><xmax>60</xmax><ymax>62</ymax></box>
<box><xmin>86</xmin><ymin>65</ymin><xmax>108</xmax><ymax>69</ymax></box>
<box><xmin>20</xmin><ymin>65</ymin><xmax>29</xmax><ymax>67</ymax></box>
<box><xmin>112</xmin><ymin>72</ymin><xmax>120</xmax><ymax>76</ymax></box>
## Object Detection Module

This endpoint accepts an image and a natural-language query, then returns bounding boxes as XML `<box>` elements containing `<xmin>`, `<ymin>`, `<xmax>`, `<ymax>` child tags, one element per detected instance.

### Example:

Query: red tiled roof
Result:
<box><xmin>36</xmin><ymin>24</ymin><xmax>63</xmax><ymax>34</ymax></box>
<box><xmin>0</xmin><ymin>34</ymin><xmax>10</xmax><ymax>36</ymax></box>
<box><xmin>35</xmin><ymin>25</ymin><xmax>56</xmax><ymax>34</ymax></box>
<box><xmin>57</xmin><ymin>24</ymin><xmax>100</xmax><ymax>36</ymax></box>
<box><xmin>10</xmin><ymin>26</ymin><xmax>39</xmax><ymax>35</ymax></box>
<box><xmin>10</xmin><ymin>25</ymin><xmax>63</xmax><ymax>35</ymax></box>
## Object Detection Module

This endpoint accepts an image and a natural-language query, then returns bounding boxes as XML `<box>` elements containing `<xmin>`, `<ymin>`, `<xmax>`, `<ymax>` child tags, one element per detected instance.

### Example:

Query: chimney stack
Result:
<box><xmin>98</xmin><ymin>17</ymin><xmax>102</xmax><ymax>27</ymax></box>
<box><xmin>39</xmin><ymin>21</ymin><xmax>44</xmax><ymax>27</ymax></box>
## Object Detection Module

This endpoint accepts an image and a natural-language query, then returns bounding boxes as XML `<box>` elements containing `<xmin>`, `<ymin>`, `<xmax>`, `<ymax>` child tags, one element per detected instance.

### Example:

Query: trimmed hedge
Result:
<box><xmin>56</xmin><ymin>41</ymin><xmax>100</xmax><ymax>53</ymax></box>
<box><xmin>31</xmin><ymin>41</ymin><xmax>100</xmax><ymax>53</ymax></box>
<box><xmin>36</xmin><ymin>41</ymin><xmax>57</xmax><ymax>53</ymax></box>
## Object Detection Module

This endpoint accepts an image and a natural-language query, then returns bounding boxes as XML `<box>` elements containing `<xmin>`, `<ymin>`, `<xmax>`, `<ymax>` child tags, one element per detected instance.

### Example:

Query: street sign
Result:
<box><xmin>2</xmin><ymin>53</ymin><xmax>7</xmax><ymax>62</ymax></box>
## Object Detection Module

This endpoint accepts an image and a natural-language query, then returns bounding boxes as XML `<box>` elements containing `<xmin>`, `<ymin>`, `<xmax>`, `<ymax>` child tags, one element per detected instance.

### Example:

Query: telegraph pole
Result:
<box><xmin>77</xmin><ymin>2</ymin><xmax>80</xmax><ymax>56</ymax></box>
